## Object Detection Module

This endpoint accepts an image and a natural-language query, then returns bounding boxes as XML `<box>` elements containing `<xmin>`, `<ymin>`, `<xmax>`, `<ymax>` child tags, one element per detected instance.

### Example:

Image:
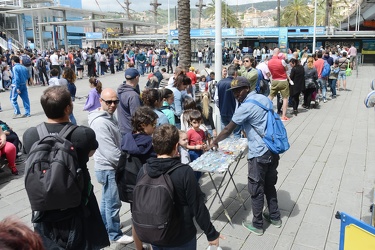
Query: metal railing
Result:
<box><xmin>0</xmin><ymin>36</ymin><xmax>19</xmax><ymax>51</ymax></box>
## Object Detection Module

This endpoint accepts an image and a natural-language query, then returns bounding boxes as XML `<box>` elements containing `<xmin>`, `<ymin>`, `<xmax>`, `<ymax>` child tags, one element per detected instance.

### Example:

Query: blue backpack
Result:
<box><xmin>321</xmin><ymin>60</ymin><xmax>331</xmax><ymax>78</ymax></box>
<box><xmin>245</xmin><ymin>98</ymin><xmax>290</xmax><ymax>154</ymax></box>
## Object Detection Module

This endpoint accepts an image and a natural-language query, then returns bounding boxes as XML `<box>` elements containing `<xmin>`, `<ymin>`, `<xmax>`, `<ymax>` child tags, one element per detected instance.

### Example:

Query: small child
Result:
<box><xmin>160</xmin><ymin>88</ymin><xmax>175</xmax><ymax>125</ymax></box>
<box><xmin>198</xmin><ymin>75</ymin><xmax>207</xmax><ymax>93</ymax></box>
<box><xmin>328</xmin><ymin>61</ymin><xmax>340</xmax><ymax>99</ymax></box>
<box><xmin>48</xmin><ymin>68</ymin><xmax>60</xmax><ymax>86</ymax></box>
<box><xmin>186</xmin><ymin>110</ymin><xmax>206</xmax><ymax>180</ymax></box>
<box><xmin>178</xmin><ymin>130</ymin><xmax>190</xmax><ymax>164</ymax></box>
<box><xmin>2</xmin><ymin>65</ymin><xmax>12</xmax><ymax>89</ymax></box>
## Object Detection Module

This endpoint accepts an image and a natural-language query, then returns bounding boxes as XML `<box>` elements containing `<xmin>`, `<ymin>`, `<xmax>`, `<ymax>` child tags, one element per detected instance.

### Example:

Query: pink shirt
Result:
<box><xmin>348</xmin><ymin>46</ymin><xmax>357</xmax><ymax>56</ymax></box>
<box><xmin>313</xmin><ymin>59</ymin><xmax>324</xmax><ymax>79</ymax></box>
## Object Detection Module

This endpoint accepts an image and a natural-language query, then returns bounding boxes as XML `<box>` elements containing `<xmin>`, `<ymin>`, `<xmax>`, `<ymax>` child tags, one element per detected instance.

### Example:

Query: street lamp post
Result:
<box><xmin>312</xmin><ymin>0</ymin><xmax>317</xmax><ymax>52</ymax></box>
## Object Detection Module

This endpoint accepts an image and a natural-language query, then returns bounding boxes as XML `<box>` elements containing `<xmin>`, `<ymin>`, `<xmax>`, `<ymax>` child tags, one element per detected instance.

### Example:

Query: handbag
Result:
<box><xmin>345</xmin><ymin>60</ymin><xmax>352</xmax><ymax>76</ymax></box>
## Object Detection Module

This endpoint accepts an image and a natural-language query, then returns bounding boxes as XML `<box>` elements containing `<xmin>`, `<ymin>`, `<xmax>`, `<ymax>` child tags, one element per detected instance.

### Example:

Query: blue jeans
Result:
<box><xmin>221</xmin><ymin>116</ymin><xmax>241</xmax><ymax>138</ymax></box>
<box><xmin>95</xmin><ymin>170</ymin><xmax>123</xmax><ymax>241</ymax></box>
<box><xmin>152</xmin><ymin>236</ymin><xmax>196</xmax><ymax>250</ymax></box>
<box><xmin>10</xmin><ymin>84</ymin><xmax>30</xmax><ymax>115</ymax></box>
<box><xmin>189</xmin><ymin>150</ymin><xmax>203</xmax><ymax>181</ymax></box>
<box><xmin>328</xmin><ymin>79</ymin><xmax>337</xmax><ymax>96</ymax></box>
<box><xmin>138</xmin><ymin>63</ymin><xmax>146</xmax><ymax>75</ymax></box>
<box><xmin>69</xmin><ymin>113</ymin><xmax>77</xmax><ymax>125</ymax></box>
<box><xmin>317</xmin><ymin>78</ymin><xmax>327</xmax><ymax>100</ymax></box>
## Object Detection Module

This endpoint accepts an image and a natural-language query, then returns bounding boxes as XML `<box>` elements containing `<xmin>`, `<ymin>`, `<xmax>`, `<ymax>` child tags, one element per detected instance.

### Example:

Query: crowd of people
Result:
<box><xmin>0</xmin><ymin>41</ymin><xmax>357</xmax><ymax>250</ymax></box>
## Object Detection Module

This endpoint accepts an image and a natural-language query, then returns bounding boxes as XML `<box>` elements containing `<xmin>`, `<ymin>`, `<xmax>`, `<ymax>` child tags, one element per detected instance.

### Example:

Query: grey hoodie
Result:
<box><xmin>88</xmin><ymin>109</ymin><xmax>122</xmax><ymax>170</ymax></box>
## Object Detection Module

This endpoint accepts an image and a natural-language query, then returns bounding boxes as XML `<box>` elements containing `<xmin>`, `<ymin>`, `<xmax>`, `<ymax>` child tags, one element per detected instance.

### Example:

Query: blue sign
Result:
<box><xmin>170</xmin><ymin>28</ymin><xmax>236</xmax><ymax>38</ymax></box>
<box><xmin>279</xmin><ymin>27</ymin><xmax>288</xmax><ymax>53</ymax></box>
<box><xmin>86</xmin><ymin>32</ymin><xmax>103</xmax><ymax>39</ymax></box>
<box><xmin>243</xmin><ymin>28</ymin><xmax>279</xmax><ymax>36</ymax></box>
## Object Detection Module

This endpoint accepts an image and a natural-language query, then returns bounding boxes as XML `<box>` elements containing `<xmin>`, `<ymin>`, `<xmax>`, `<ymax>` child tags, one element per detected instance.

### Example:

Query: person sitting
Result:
<box><xmin>0</xmin><ymin>127</ymin><xmax>18</xmax><ymax>175</ymax></box>
<box><xmin>0</xmin><ymin>120</ymin><xmax>21</xmax><ymax>157</ymax></box>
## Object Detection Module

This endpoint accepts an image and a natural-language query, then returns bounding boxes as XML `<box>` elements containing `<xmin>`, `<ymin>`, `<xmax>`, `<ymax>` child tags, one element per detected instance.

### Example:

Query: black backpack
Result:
<box><xmin>115</xmin><ymin>152</ymin><xmax>143</xmax><ymax>203</ymax></box>
<box><xmin>24</xmin><ymin>123</ymin><xmax>84</xmax><ymax>211</ymax></box>
<box><xmin>132</xmin><ymin>163</ymin><xmax>184</xmax><ymax>246</ymax></box>
<box><xmin>37</xmin><ymin>58</ymin><xmax>46</xmax><ymax>69</ymax></box>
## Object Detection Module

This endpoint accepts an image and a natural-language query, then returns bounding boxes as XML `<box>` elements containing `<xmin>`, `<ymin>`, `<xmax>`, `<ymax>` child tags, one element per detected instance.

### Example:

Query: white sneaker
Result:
<box><xmin>115</xmin><ymin>235</ymin><xmax>134</xmax><ymax>244</ymax></box>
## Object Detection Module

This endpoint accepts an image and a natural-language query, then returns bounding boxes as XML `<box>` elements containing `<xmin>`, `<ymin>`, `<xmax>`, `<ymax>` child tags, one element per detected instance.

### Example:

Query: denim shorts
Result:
<box><xmin>338</xmin><ymin>71</ymin><xmax>346</xmax><ymax>80</ymax></box>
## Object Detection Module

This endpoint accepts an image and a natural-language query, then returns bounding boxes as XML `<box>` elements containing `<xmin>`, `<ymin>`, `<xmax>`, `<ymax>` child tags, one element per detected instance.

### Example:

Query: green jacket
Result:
<box><xmin>237</xmin><ymin>66</ymin><xmax>258</xmax><ymax>91</ymax></box>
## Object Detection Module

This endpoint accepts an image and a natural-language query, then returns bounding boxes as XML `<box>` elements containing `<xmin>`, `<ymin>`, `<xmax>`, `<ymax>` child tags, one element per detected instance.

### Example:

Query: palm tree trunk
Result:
<box><xmin>178</xmin><ymin>0</ymin><xmax>191</xmax><ymax>70</ymax></box>
<box><xmin>277</xmin><ymin>0</ymin><xmax>281</xmax><ymax>26</ymax></box>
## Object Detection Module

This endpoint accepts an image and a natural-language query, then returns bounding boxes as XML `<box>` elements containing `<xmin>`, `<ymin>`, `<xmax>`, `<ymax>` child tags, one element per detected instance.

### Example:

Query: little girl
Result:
<box><xmin>2</xmin><ymin>65</ymin><xmax>12</xmax><ymax>89</ymax></box>
<box><xmin>198</xmin><ymin>75</ymin><xmax>207</xmax><ymax>93</ymax></box>
<box><xmin>160</xmin><ymin>88</ymin><xmax>175</xmax><ymax>125</ymax></box>
<box><xmin>178</xmin><ymin>130</ymin><xmax>190</xmax><ymax>164</ymax></box>
<box><xmin>84</xmin><ymin>78</ymin><xmax>102</xmax><ymax>111</ymax></box>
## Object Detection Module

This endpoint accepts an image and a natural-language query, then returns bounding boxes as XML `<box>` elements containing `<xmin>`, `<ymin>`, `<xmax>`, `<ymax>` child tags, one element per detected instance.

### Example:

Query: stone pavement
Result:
<box><xmin>0</xmin><ymin>64</ymin><xmax>374</xmax><ymax>250</ymax></box>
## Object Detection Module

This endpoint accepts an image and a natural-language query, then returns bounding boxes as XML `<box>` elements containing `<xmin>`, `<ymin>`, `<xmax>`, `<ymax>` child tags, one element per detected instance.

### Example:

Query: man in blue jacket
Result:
<box><xmin>10</xmin><ymin>56</ymin><xmax>31</xmax><ymax>118</ymax></box>
<box><xmin>214</xmin><ymin>65</ymin><xmax>241</xmax><ymax>137</ymax></box>
<box><xmin>117</xmin><ymin>68</ymin><xmax>142</xmax><ymax>135</ymax></box>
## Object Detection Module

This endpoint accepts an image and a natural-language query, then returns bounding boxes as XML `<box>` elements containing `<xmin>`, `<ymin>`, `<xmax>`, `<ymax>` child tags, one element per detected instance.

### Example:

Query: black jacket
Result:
<box><xmin>140</xmin><ymin>157</ymin><xmax>219</xmax><ymax>247</ymax></box>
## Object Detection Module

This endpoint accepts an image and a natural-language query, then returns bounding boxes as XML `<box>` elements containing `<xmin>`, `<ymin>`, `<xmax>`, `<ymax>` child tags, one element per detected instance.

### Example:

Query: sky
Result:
<box><xmin>82</xmin><ymin>0</ymin><xmax>265</xmax><ymax>13</ymax></box>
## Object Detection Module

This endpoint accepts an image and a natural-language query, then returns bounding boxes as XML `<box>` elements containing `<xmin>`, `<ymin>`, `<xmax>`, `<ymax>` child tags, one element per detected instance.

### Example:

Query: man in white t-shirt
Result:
<box><xmin>50</xmin><ymin>50</ymin><xmax>61</xmax><ymax>78</ymax></box>
<box><xmin>256</xmin><ymin>61</ymin><xmax>271</xmax><ymax>81</ymax></box>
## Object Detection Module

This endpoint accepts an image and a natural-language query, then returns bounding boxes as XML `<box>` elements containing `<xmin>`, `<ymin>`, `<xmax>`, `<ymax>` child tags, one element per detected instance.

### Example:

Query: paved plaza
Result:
<box><xmin>0</xmin><ymin>64</ymin><xmax>374</xmax><ymax>250</ymax></box>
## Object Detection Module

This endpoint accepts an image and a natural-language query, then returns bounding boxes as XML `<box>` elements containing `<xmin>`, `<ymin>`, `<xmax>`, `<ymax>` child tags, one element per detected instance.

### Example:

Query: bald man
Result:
<box><xmin>88</xmin><ymin>88</ymin><xmax>134</xmax><ymax>244</ymax></box>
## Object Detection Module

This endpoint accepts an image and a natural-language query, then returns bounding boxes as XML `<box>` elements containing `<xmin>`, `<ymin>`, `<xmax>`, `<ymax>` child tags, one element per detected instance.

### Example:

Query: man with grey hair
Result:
<box><xmin>88</xmin><ymin>88</ymin><xmax>134</xmax><ymax>244</ymax></box>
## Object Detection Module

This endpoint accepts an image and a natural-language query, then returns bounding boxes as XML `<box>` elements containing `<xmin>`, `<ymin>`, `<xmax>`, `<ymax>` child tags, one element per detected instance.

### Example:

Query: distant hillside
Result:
<box><xmin>145</xmin><ymin>0</ymin><xmax>288</xmax><ymax>26</ymax></box>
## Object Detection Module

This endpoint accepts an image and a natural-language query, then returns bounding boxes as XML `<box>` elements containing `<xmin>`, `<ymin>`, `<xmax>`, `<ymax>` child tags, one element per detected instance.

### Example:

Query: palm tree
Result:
<box><xmin>205</xmin><ymin>0</ymin><xmax>241</xmax><ymax>28</ymax></box>
<box><xmin>177</xmin><ymin>0</ymin><xmax>191</xmax><ymax>69</ymax></box>
<box><xmin>280</xmin><ymin>0</ymin><xmax>310</xmax><ymax>26</ymax></box>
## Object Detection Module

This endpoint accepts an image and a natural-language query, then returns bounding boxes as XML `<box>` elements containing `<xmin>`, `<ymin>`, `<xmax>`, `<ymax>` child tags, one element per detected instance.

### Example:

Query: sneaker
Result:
<box><xmin>115</xmin><ymin>235</ymin><xmax>134</xmax><ymax>244</ymax></box>
<box><xmin>281</xmin><ymin>116</ymin><xmax>290</xmax><ymax>121</ymax></box>
<box><xmin>12</xmin><ymin>114</ymin><xmax>21</xmax><ymax>119</ymax></box>
<box><xmin>242</xmin><ymin>221</ymin><xmax>264</xmax><ymax>236</ymax></box>
<box><xmin>263</xmin><ymin>212</ymin><xmax>282</xmax><ymax>228</ymax></box>
<box><xmin>21</xmin><ymin>114</ymin><xmax>31</xmax><ymax>118</ymax></box>
<box><xmin>10</xmin><ymin>166</ymin><xmax>19</xmax><ymax>175</ymax></box>
<box><xmin>332</xmin><ymin>95</ymin><xmax>336</xmax><ymax>99</ymax></box>
<box><xmin>323</xmin><ymin>99</ymin><xmax>327</xmax><ymax>103</ymax></box>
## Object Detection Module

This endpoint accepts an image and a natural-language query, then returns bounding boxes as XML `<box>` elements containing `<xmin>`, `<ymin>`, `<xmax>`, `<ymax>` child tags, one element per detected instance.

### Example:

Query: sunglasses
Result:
<box><xmin>244</xmin><ymin>60</ymin><xmax>250</xmax><ymax>62</ymax></box>
<box><xmin>101</xmin><ymin>98</ymin><xmax>119</xmax><ymax>105</ymax></box>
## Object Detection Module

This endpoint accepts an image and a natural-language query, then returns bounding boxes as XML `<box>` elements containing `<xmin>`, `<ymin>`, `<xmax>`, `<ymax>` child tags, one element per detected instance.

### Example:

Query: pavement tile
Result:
<box><xmin>294</xmin><ymin>222</ymin><xmax>328</xmax><ymax>249</ymax></box>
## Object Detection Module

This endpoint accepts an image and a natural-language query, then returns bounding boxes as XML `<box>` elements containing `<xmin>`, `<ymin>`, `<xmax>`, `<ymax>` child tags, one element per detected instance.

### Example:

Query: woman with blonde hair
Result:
<box><xmin>198</xmin><ymin>91</ymin><xmax>216</xmax><ymax>144</ymax></box>
<box><xmin>303</xmin><ymin>56</ymin><xmax>318</xmax><ymax>109</ymax></box>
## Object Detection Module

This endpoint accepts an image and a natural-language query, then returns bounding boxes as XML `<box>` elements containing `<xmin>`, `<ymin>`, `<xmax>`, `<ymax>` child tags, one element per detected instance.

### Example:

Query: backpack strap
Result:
<box><xmin>59</xmin><ymin>124</ymin><xmax>78</xmax><ymax>139</ymax></box>
<box><xmin>244</xmin><ymin>98</ymin><xmax>273</xmax><ymax>138</ymax></box>
<box><xmin>245</xmin><ymin>98</ymin><xmax>272</xmax><ymax>111</ymax></box>
<box><xmin>36</xmin><ymin>123</ymin><xmax>50</xmax><ymax>139</ymax></box>
<box><xmin>166</xmin><ymin>163</ymin><xmax>185</xmax><ymax>175</ymax></box>
<box><xmin>36</xmin><ymin>123</ymin><xmax>78</xmax><ymax>140</ymax></box>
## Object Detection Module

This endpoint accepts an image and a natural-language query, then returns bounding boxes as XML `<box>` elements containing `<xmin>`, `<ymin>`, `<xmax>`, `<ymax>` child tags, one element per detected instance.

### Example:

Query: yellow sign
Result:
<box><xmin>344</xmin><ymin>224</ymin><xmax>375</xmax><ymax>250</ymax></box>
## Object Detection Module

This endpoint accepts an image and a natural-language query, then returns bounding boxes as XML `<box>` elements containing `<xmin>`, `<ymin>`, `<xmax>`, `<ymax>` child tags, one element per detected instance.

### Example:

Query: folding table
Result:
<box><xmin>190</xmin><ymin>138</ymin><xmax>248</xmax><ymax>227</ymax></box>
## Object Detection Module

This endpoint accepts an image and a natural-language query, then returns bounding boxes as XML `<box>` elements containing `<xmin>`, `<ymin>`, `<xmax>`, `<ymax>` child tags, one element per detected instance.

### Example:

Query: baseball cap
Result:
<box><xmin>125</xmin><ymin>68</ymin><xmax>140</xmax><ymax>79</ymax></box>
<box><xmin>227</xmin><ymin>76</ymin><xmax>250</xmax><ymax>91</ymax></box>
